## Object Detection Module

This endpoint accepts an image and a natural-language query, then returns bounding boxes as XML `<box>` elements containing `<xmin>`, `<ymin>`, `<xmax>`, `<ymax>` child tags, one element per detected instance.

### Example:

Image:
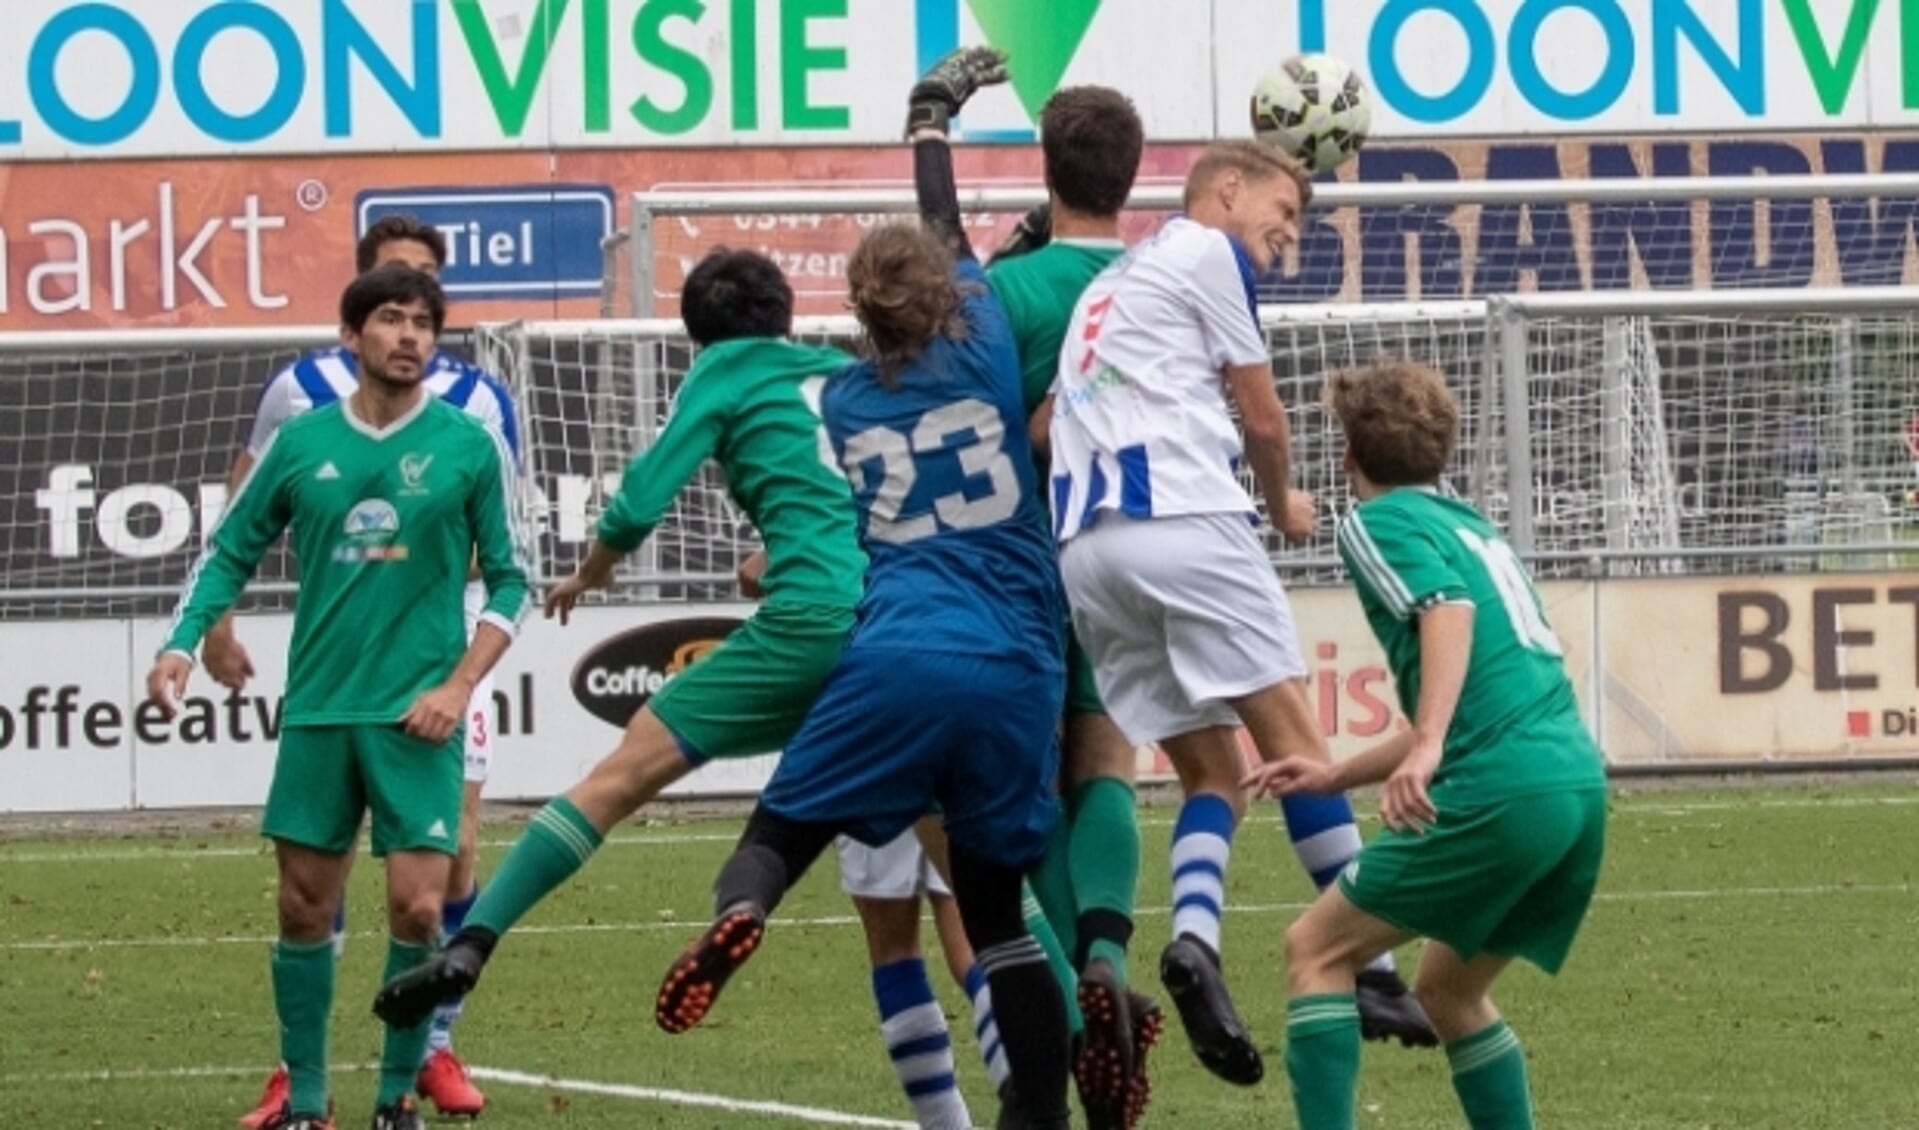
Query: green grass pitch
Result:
<box><xmin>2</xmin><ymin>782</ymin><xmax>1915</xmax><ymax>1128</ymax></box>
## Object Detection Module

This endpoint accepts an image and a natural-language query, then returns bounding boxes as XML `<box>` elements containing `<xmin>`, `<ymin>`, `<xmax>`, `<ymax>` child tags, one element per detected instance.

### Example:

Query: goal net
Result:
<box><xmin>0</xmin><ymin>330</ymin><xmax>339</xmax><ymax>620</ymax></box>
<box><xmin>1509</xmin><ymin>303</ymin><xmax>1919</xmax><ymax>575</ymax></box>
<box><xmin>493</xmin><ymin>298</ymin><xmax>1919</xmax><ymax>599</ymax></box>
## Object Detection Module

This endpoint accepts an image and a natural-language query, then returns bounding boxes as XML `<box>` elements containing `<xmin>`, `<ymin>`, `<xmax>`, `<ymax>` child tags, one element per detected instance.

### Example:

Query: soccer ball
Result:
<box><xmin>1250</xmin><ymin>54</ymin><xmax>1371</xmax><ymax>174</ymax></box>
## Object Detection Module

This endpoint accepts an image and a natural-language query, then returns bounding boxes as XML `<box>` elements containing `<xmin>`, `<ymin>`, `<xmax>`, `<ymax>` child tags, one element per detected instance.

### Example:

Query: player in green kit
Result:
<box><xmin>373</xmin><ymin>248</ymin><xmax>865</xmax><ymax>1029</ymax></box>
<box><xmin>1242</xmin><ymin>360</ymin><xmax>1607</xmax><ymax>1130</ymax></box>
<box><xmin>976</xmin><ymin>83</ymin><xmax>1158</xmax><ymax>1127</ymax></box>
<box><xmin>147</xmin><ymin>266</ymin><xmax>531</xmax><ymax>1130</ymax></box>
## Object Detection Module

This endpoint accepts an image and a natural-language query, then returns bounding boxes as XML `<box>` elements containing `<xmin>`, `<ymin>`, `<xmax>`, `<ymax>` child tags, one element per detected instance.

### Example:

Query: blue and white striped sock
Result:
<box><xmin>1171</xmin><ymin>794</ymin><xmax>1236</xmax><ymax>953</ymax></box>
<box><xmin>965</xmin><ymin>963</ymin><xmax>1010</xmax><ymax>1092</ymax></box>
<box><xmin>1279</xmin><ymin>793</ymin><xmax>1394</xmax><ymax>974</ymax></box>
<box><xmin>426</xmin><ymin>884</ymin><xmax>479</xmax><ymax>1055</ymax></box>
<box><xmin>330</xmin><ymin>902</ymin><xmax>347</xmax><ymax>960</ymax></box>
<box><xmin>873</xmin><ymin>959</ymin><xmax>971</xmax><ymax>1130</ymax></box>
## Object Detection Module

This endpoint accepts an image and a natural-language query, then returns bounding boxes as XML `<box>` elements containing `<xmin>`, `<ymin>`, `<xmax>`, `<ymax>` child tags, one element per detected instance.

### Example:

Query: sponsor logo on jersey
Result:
<box><xmin>334</xmin><ymin>498</ymin><xmax>407</xmax><ymax>563</ymax></box>
<box><xmin>315</xmin><ymin>461</ymin><xmax>341</xmax><ymax>481</ymax></box>
<box><xmin>569</xmin><ymin>617</ymin><xmax>745</xmax><ymax>727</ymax></box>
<box><xmin>399</xmin><ymin>453</ymin><xmax>435</xmax><ymax>496</ymax></box>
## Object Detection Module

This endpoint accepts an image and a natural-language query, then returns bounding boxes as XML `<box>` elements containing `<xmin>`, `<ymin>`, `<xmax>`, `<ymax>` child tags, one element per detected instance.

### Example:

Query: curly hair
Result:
<box><xmin>846</xmin><ymin>224</ymin><xmax>968</xmax><ymax>385</ymax></box>
<box><xmin>1323</xmin><ymin>360</ymin><xmax>1459</xmax><ymax>486</ymax></box>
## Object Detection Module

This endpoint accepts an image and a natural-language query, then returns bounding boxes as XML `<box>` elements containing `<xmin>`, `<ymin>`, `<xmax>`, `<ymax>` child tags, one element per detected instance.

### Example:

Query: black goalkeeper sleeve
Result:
<box><xmin>914</xmin><ymin>135</ymin><xmax>974</xmax><ymax>262</ymax></box>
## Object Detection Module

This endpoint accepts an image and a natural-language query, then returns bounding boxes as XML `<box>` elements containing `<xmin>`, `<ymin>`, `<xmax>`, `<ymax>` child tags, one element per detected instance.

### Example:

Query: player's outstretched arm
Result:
<box><xmin>596</xmin><ymin>376</ymin><xmax>731</xmax><ymax>560</ymax></box>
<box><xmin>907</xmin><ymin>46</ymin><xmax>1008</xmax><ymax>259</ymax></box>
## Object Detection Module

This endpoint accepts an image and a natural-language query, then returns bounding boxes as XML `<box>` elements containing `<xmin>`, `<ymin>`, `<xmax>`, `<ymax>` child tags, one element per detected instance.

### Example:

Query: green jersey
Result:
<box><xmin>988</xmin><ymin>239</ymin><xmax>1125</xmax><ymax>414</ymax></box>
<box><xmin>597</xmin><ymin>338</ymin><xmax>865</xmax><ymax>612</ymax></box>
<box><xmin>1337</xmin><ymin>488</ymin><xmax>1604</xmax><ymax>804</ymax></box>
<box><xmin>164</xmin><ymin>396</ymin><xmax>531</xmax><ymax>726</ymax></box>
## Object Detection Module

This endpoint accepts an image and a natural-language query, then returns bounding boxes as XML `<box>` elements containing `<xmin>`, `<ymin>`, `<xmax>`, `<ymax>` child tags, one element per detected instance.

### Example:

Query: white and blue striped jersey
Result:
<box><xmin>246</xmin><ymin>346</ymin><xmax>521</xmax><ymax>467</ymax></box>
<box><xmin>1047</xmin><ymin>216</ymin><xmax>1270</xmax><ymax>542</ymax></box>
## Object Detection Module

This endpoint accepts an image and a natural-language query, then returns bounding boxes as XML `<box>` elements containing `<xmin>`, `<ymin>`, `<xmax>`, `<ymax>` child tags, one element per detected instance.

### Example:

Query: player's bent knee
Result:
<box><xmin>386</xmin><ymin>891</ymin><xmax>443</xmax><ymax>944</ymax></box>
<box><xmin>276</xmin><ymin>880</ymin><xmax>338</xmax><ymax>940</ymax></box>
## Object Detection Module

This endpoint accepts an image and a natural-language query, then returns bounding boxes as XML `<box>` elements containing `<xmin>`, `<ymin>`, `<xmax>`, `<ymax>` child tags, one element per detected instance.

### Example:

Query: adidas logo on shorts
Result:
<box><xmin>427</xmin><ymin>819</ymin><xmax>449</xmax><ymax>841</ymax></box>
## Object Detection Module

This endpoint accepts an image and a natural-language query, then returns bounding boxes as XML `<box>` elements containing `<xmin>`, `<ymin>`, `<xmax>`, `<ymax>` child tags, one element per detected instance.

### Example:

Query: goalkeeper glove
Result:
<box><xmin>907</xmin><ymin>46</ymin><xmax>1010</xmax><ymax>137</ymax></box>
<box><xmin>988</xmin><ymin>204</ymin><xmax>1053</xmax><ymax>265</ymax></box>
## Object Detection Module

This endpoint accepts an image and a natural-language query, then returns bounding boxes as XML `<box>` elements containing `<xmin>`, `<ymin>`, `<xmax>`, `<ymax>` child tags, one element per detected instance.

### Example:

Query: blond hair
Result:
<box><xmin>1183</xmin><ymin>140</ymin><xmax>1315</xmax><ymax>210</ymax></box>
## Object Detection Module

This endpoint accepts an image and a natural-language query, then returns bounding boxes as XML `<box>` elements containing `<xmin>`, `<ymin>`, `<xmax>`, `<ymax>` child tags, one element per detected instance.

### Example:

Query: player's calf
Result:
<box><xmin>951</xmin><ymin>847</ymin><xmax>1073</xmax><ymax>1130</ymax></box>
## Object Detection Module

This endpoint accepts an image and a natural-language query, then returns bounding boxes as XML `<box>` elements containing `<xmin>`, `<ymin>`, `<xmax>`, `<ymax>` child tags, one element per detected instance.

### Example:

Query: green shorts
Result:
<box><xmin>1339</xmin><ymin>786</ymin><xmax>1607</xmax><ymax>974</ymax></box>
<box><xmin>1065</xmin><ymin>627</ymin><xmax>1105</xmax><ymax>716</ymax></box>
<box><xmin>649</xmin><ymin>603</ymin><xmax>854</xmax><ymax>762</ymax></box>
<box><xmin>262</xmin><ymin>724</ymin><xmax>464</xmax><ymax>857</ymax></box>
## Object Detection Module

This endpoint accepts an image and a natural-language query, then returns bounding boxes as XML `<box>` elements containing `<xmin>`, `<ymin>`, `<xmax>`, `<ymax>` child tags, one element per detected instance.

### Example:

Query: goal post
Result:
<box><xmin>622</xmin><ymin>172</ymin><xmax>1919</xmax><ymax>318</ymax></box>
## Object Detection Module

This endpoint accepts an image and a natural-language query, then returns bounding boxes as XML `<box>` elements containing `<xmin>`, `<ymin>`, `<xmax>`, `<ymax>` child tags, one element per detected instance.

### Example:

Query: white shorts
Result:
<box><xmin>1060</xmin><ymin>511</ymin><xmax>1307</xmax><ymax>746</ymax></box>
<box><xmin>836</xmin><ymin>832</ymin><xmax>952</xmax><ymax>900</ymax></box>
<box><xmin>462</xmin><ymin>582</ymin><xmax>494</xmax><ymax>785</ymax></box>
<box><xmin>463</xmin><ymin>674</ymin><xmax>495</xmax><ymax>784</ymax></box>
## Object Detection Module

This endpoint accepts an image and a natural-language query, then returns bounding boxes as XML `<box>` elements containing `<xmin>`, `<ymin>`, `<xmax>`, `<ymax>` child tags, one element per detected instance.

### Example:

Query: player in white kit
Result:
<box><xmin>1048</xmin><ymin>142</ymin><xmax>1350</xmax><ymax>1087</ymax></box>
<box><xmin>213</xmin><ymin>217</ymin><xmax>517</xmax><ymax>1125</ymax></box>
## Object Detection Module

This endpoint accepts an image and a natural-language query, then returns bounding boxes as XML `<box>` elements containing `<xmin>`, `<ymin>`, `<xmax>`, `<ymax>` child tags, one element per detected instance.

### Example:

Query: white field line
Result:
<box><xmin>5</xmin><ymin>793</ymin><xmax>1915</xmax><ymax>864</ymax></box>
<box><xmin>4</xmin><ymin>883</ymin><xmax>1908</xmax><ymax>953</ymax></box>
<box><xmin>471</xmin><ymin>1065</ymin><xmax>915</xmax><ymax>1127</ymax></box>
<box><xmin>0</xmin><ymin>1062</ymin><xmax>912</xmax><ymax>1127</ymax></box>
<box><xmin>0</xmin><ymin>1062</ymin><xmax>376</xmax><ymax>1086</ymax></box>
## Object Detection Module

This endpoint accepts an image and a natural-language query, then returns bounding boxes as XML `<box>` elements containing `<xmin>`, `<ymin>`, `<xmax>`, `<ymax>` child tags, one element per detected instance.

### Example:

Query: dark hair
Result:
<box><xmin>356</xmin><ymin>215</ymin><xmax>448</xmax><ymax>273</ymax></box>
<box><xmin>1041</xmin><ymin>86</ymin><xmax>1143</xmax><ymax>217</ymax></box>
<box><xmin>681</xmin><ymin>248</ymin><xmax>795</xmax><ymax>346</ymax></box>
<box><xmin>1183</xmin><ymin>140</ymin><xmax>1315</xmax><ymax>210</ymax></box>
<box><xmin>340</xmin><ymin>265</ymin><xmax>447</xmax><ymax>334</ymax></box>
<box><xmin>1324</xmin><ymin>360</ymin><xmax>1459</xmax><ymax>486</ymax></box>
<box><xmin>846</xmin><ymin>224</ymin><xmax>966</xmax><ymax>385</ymax></box>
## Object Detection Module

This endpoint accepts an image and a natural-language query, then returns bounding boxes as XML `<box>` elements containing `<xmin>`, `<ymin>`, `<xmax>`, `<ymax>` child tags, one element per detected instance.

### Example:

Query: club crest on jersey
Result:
<box><xmin>334</xmin><ymin>499</ymin><xmax>409</xmax><ymax>562</ymax></box>
<box><xmin>399</xmin><ymin>453</ymin><xmax>435</xmax><ymax>495</ymax></box>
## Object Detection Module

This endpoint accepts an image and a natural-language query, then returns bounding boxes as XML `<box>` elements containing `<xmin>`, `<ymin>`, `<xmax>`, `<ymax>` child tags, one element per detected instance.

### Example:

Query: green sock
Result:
<box><xmin>1448</xmin><ymin>1020</ymin><xmax>1535</xmax><ymax>1130</ymax></box>
<box><xmin>379</xmin><ymin>938</ymin><xmax>435</xmax><ymax>1105</ymax></box>
<box><xmin>1285</xmin><ymin>993</ymin><xmax>1361</xmax><ymax>1130</ymax></box>
<box><xmin>1067</xmin><ymin>777</ymin><xmax>1140</xmax><ymax>982</ymax></box>
<box><xmin>467</xmin><ymin>797</ymin><xmax>604</xmax><ymax>938</ymax></box>
<box><xmin>1022</xmin><ymin>885</ymin><xmax>1084</xmax><ymax>1036</ymax></box>
<box><xmin>1026</xmin><ymin>815</ymin><xmax>1078</xmax><ymax>966</ymax></box>
<box><xmin>271</xmin><ymin>937</ymin><xmax>335</xmax><ymax>1118</ymax></box>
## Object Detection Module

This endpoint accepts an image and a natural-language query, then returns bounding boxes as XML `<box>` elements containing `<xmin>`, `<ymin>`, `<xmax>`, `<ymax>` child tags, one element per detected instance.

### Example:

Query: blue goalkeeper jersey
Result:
<box><xmin>820</xmin><ymin>258</ymin><xmax>1064</xmax><ymax>665</ymax></box>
